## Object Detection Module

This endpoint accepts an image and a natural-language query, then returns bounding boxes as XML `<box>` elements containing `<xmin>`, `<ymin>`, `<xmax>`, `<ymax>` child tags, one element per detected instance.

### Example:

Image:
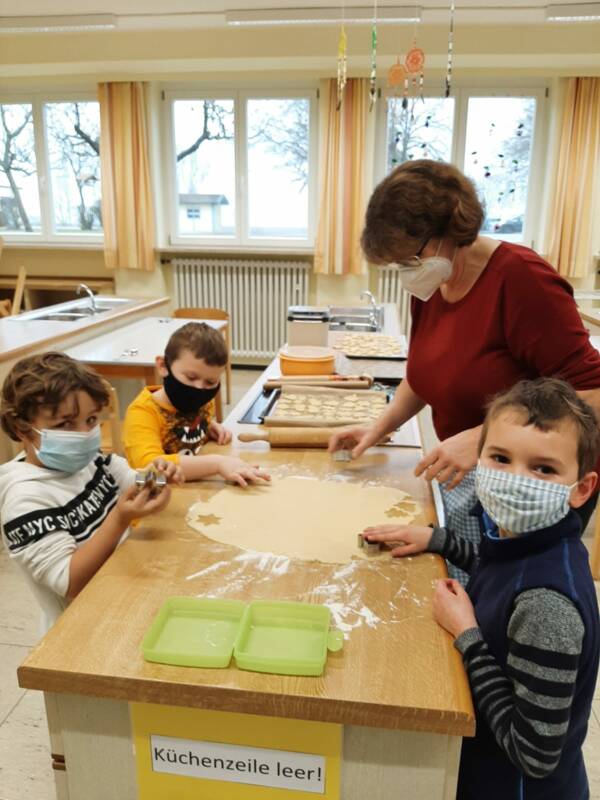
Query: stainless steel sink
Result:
<box><xmin>328</xmin><ymin>305</ymin><xmax>384</xmax><ymax>332</ymax></box>
<box><xmin>34</xmin><ymin>312</ymin><xmax>93</xmax><ymax>322</ymax></box>
<box><xmin>10</xmin><ymin>296</ymin><xmax>135</xmax><ymax>322</ymax></box>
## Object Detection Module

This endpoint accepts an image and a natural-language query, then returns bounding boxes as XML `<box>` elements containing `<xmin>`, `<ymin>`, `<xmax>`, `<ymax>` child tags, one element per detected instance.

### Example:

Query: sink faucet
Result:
<box><xmin>360</xmin><ymin>290</ymin><xmax>378</xmax><ymax>327</ymax></box>
<box><xmin>77</xmin><ymin>283</ymin><xmax>97</xmax><ymax>314</ymax></box>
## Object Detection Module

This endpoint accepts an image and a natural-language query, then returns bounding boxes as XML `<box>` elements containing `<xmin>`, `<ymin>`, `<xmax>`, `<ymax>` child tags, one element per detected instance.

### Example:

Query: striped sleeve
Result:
<box><xmin>455</xmin><ymin>589</ymin><xmax>585</xmax><ymax>779</ymax></box>
<box><xmin>426</xmin><ymin>525</ymin><xmax>479</xmax><ymax>574</ymax></box>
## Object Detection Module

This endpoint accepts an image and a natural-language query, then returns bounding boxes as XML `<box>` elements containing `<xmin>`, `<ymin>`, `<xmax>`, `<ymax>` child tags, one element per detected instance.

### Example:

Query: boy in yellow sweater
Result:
<box><xmin>123</xmin><ymin>322</ymin><xmax>270</xmax><ymax>487</ymax></box>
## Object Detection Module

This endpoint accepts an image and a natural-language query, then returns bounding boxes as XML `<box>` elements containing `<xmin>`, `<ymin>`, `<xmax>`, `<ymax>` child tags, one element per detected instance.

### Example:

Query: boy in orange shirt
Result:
<box><xmin>123</xmin><ymin>322</ymin><xmax>269</xmax><ymax>487</ymax></box>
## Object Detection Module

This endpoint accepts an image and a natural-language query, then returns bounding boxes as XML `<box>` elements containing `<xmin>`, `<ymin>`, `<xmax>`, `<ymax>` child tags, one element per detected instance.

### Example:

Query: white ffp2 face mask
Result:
<box><xmin>398</xmin><ymin>242</ymin><xmax>455</xmax><ymax>302</ymax></box>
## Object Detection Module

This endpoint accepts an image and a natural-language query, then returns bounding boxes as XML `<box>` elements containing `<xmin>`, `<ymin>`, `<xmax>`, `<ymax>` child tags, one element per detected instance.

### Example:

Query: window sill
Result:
<box><xmin>2</xmin><ymin>241</ymin><xmax>104</xmax><ymax>251</ymax></box>
<box><xmin>159</xmin><ymin>245</ymin><xmax>315</xmax><ymax>259</ymax></box>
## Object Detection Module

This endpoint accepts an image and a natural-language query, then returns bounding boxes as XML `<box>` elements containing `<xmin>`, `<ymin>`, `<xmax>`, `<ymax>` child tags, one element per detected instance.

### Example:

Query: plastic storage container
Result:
<box><xmin>142</xmin><ymin>597</ymin><xmax>246</xmax><ymax>668</ymax></box>
<box><xmin>279</xmin><ymin>345</ymin><xmax>336</xmax><ymax>376</ymax></box>
<box><xmin>142</xmin><ymin>597</ymin><xmax>343</xmax><ymax>675</ymax></box>
<box><xmin>234</xmin><ymin>600</ymin><xmax>343</xmax><ymax>676</ymax></box>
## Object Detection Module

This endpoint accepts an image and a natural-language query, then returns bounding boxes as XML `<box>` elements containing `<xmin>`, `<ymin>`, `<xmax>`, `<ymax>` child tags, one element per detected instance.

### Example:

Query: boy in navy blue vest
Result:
<box><xmin>363</xmin><ymin>377</ymin><xmax>600</xmax><ymax>800</ymax></box>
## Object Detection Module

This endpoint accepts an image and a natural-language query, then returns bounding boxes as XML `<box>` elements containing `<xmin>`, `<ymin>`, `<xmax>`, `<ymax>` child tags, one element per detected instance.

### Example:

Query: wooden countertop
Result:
<box><xmin>18</xmin><ymin>318</ymin><xmax>474</xmax><ymax>737</ymax></box>
<box><xmin>0</xmin><ymin>297</ymin><xmax>170</xmax><ymax>363</ymax></box>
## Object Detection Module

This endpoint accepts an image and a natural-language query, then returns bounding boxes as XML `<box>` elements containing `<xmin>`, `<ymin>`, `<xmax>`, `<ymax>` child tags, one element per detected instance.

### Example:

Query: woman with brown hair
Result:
<box><xmin>330</xmin><ymin>159</ymin><xmax>600</xmax><ymax>568</ymax></box>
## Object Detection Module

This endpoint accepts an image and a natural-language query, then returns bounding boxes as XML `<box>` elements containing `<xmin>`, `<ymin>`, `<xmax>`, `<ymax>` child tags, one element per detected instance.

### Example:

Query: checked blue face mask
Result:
<box><xmin>33</xmin><ymin>426</ymin><xmax>101</xmax><ymax>473</ymax></box>
<box><xmin>475</xmin><ymin>464</ymin><xmax>578</xmax><ymax>534</ymax></box>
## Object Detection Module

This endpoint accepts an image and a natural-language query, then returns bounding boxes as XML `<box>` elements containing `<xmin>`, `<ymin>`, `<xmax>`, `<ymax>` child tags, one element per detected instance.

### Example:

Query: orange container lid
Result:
<box><xmin>279</xmin><ymin>345</ymin><xmax>335</xmax><ymax>362</ymax></box>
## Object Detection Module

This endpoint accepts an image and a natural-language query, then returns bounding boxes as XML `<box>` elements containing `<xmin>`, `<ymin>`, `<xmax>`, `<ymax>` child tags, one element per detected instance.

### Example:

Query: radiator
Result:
<box><xmin>173</xmin><ymin>258</ymin><xmax>310</xmax><ymax>359</ymax></box>
<box><xmin>376</xmin><ymin>266</ymin><xmax>412</xmax><ymax>338</ymax></box>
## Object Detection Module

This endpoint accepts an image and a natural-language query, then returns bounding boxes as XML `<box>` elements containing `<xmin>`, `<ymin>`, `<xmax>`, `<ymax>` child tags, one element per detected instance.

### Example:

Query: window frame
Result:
<box><xmin>0</xmin><ymin>90</ymin><xmax>103</xmax><ymax>245</ymax></box>
<box><xmin>375</xmin><ymin>85</ymin><xmax>548</xmax><ymax>250</ymax></box>
<box><xmin>163</xmin><ymin>87</ymin><xmax>318</xmax><ymax>249</ymax></box>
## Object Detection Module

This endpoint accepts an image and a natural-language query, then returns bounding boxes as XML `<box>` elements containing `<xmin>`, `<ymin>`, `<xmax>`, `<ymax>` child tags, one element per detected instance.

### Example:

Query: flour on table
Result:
<box><xmin>186</xmin><ymin>476</ymin><xmax>422</xmax><ymax>564</ymax></box>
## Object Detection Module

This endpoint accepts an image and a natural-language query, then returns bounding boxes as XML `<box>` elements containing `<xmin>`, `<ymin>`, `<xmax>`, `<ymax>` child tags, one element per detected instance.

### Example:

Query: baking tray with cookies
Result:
<box><xmin>263</xmin><ymin>385</ymin><xmax>390</xmax><ymax>428</ymax></box>
<box><xmin>239</xmin><ymin>383</ymin><xmax>393</xmax><ymax>426</ymax></box>
<box><xmin>331</xmin><ymin>332</ymin><xmax>407</xmax><ymax>360</ymax></box>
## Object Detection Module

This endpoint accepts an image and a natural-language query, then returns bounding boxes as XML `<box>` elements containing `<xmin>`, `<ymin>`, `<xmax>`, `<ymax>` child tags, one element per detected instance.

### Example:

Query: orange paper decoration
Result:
<box><xmin>405</xmin><ymin>47</ymin><xmax>425</xmax><ymax>74</ymax></box>
<box><xmin>387</xmin><ymin>59</ymin><xmax>407</xmax><ymax>88</ymax></box>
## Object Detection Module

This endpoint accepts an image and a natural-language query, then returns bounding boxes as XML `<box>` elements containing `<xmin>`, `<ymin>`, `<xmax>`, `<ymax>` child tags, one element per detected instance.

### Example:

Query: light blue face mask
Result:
<box><xmin>33</xmin><ymin>426</ymin><xmax>101</xmax><ymax>473</ymax></box>
<box><xmin>475</xmin><ymin>464</ymin><xmax>578</xmax><ymax>535</ymax></box>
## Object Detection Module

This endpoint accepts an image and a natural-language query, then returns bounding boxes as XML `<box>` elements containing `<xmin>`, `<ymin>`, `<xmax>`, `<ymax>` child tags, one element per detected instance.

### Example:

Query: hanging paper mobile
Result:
<box><xmin>405</xmin><ymin>40</ymin><xmax>425</xmax><ymax>101</ymax></box>
<box><xmin>336</xmin><ymin>25</ymin><xmax>347</xmax><ymax>110</ymax></box>
<box><xmin>369</xmin><ymin>21</ymin><xmax>378</xmax><ymax>110</ymax></box>
<box><xmin>445</xmin><ymin>0</ymin><xmax>455</xmax><ymax>98</ymax></box>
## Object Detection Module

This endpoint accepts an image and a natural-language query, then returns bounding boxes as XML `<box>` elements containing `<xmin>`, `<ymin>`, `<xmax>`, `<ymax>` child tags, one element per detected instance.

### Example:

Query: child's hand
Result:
<box><xmin>218</xmin><ymin>456</ymin><xmax>271</xmax><ymax>488</ymax></box>
<box><xmin>114</xmin><ymin>484</ymin><xmax>172</xmax><ymax>526</ymax></box>
<box><xmin>208</xmin><ymin>421</ymin><xmax>233</xmax><ymax>446</ymax></box>
<box><xmin>432</xmin><ymin>579</ymin><xmax>478</xmax><ymax>639</ymax></box>
<box><xmin>362</xmin><ymin>524</ymin><xmax>432</xmax><ymax>557</ymax></box>
<box><xmin>151</xmin><ymin>457</ymin><xmax>185</xmax><ymax>485</ymax></box>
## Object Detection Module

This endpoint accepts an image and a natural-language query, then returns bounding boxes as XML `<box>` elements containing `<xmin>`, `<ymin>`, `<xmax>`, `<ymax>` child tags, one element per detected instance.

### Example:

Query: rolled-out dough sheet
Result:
<box><xmin>186</xmin><ymin>476</ymin><xmax>422</xmax><ymax>564</ymax></box>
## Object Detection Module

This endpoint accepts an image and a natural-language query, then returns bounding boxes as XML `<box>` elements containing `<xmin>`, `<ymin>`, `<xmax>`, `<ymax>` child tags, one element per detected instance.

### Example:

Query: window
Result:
<box><xmin>0</xmin><ymin>95</ymin><xmax>102</xmax><ymax>242</ymax></box>
<box><xmin>463</xmin><ymin>97</ymin><xmax>536</xmax><ymax>241</ymax></box>
<box><xmin>0</xmin><ymin>103</ymin><xmax>41</xmax><ymax>233</ymax></box>
<box><xmin>379</xmin><ymin>88</ymin><xmax>545</xmax><ymax>246</ymax></box>
<box><xmin>386</xmin><ymin>97</ymin><xmax>455</xmax><ymax>171</ymax></box>
<box><xmin>166</xmin><ymin>90</ymin><xmax>317</xmax><ymax>247</ymax></box>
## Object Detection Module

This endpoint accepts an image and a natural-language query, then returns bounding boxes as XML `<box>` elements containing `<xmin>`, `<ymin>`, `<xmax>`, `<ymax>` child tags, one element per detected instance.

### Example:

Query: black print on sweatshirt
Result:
<box><xmin>3</xmin><ymin>457</ymin><xmax>119</xmax><ymax>552</ymax></box>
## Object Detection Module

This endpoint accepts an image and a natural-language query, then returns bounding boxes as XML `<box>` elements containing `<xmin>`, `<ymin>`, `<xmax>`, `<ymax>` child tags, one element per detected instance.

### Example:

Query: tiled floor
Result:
<box><xmin>0</xmin><ymin>367</ymin><xmax>599</xmax><ymax>799</ymax></box>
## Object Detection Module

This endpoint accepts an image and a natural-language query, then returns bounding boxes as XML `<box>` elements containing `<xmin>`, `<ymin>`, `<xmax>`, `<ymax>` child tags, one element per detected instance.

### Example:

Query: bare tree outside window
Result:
<box><xmin>45</xmin><ymin>102</ymin><xmax>102</xmax><ymax>233</ymax></box>
<box><xmin>174</xmin><ymin>99</ymin><xmax>235</xmax><ymax>236</ymax></box>
<box><xmin>247</xmin><ymin>98</ymin><xmax>310</xmax><ymax>238</ymax></box>
<box><xmin>0</xmin><ymin>104</ymin><xmax>41</xmax><ymax>232</ymax></box>
<box><xmin>464</xmin><ymin>97</ymin><xmax>536</xmax><ymax>238</ymax></box>
<box><xmin>386</xmin><ymin>97</ymin><xmax>454</xmax><ymax>171</ymax></box>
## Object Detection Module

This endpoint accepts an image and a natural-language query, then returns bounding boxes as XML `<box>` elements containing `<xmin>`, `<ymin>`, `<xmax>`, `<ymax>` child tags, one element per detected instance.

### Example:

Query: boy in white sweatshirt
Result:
<box><xmin>0</xmin><ymin>351</ymin><xmax>182</xmax><ymax>633</ymax></box>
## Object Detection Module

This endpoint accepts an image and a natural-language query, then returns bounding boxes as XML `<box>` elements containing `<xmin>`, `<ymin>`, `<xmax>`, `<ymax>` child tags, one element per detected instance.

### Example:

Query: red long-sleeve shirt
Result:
<box><xmin>406</xmin><ymin>242</ymin><xmax>600</xmax><ymax>442</ymax></box>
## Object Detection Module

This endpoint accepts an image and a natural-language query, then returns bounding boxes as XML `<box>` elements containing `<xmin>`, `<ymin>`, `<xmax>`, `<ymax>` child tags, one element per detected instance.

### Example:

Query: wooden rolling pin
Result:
<box><xmin>238</xmin><ymin>427</ymin><xmax>337</xmax><ymax>447</ymax></box>
<box><xmin>237</xmin><ymin>428</ymin><xmax>392</xmax><ymax>448</ymax></box>
<box><xmin>264</xmin><ymin>378</ymin><xmax>371</xmax><ymax>391</ymax></box>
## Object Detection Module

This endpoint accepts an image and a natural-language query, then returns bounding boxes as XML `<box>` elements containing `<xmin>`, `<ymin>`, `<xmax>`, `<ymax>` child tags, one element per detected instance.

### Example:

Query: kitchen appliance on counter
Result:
<box><xmin>286</xmin><ymin>305</ymin><xmax>330</xmax><ymax>346</ymax></box>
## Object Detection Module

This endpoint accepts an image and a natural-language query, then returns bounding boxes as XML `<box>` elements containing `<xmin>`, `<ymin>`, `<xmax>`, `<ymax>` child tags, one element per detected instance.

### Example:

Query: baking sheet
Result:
<box><xmin>332</xmin><ymin>333</ymin><xmax>407</xmax><ymax>360</ymax></box>
<box><xmin>263</xmin><ymin>385</ymin><xmax>389</xmax><ymax>428</ymax></box>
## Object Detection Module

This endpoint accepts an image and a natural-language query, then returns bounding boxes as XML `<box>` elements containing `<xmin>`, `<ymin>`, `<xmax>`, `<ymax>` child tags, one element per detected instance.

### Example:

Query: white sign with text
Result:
<box><xmin>150</xmin><ymin>734</ymin><xmax>326</xmax><ymax>794</ymax></box>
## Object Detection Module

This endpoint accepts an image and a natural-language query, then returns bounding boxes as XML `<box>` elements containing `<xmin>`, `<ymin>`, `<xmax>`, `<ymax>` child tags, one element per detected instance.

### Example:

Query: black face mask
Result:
<box><xmin>163</xmin><ymin>370</ymin><xmax>220</xmax><ymax>414</ymax></box>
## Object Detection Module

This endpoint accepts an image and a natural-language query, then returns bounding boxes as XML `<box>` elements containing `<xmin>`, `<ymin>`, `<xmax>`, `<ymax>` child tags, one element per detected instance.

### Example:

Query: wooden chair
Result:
<box><xmin>0</xmin><ymin>265</ymin><xmax>27</xmax><ymax>316</ymax></box>
<box><xmin>100</xmin><ymin>381</ymin><xmax>123</xmax><ymax>456</ymax></box>
<box><xmin>173</xmin><ymin>307</ymin><xmax>232</xmax><ymax>420</ymax></box>
<box><xmin>12</xmin><ymin>265</ymin><xmax>27</xmax><ymax>315</ymax></box>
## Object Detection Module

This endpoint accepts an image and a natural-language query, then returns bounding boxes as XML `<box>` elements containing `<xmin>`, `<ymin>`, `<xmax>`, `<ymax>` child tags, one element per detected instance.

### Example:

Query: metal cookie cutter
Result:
<box><xmin>332</xmin><ymin>449</ymin><xmax>352</xmax><ymax>463</ymax></box>
<box><xmin>357</xmin><ymin>533</ymin><xmax>380</xmax><ymax>556</ymax></box>
<box><xmin>134</xmin><ymin>469</ymin><xmax>167</xmax><ymax>496</ymax></box>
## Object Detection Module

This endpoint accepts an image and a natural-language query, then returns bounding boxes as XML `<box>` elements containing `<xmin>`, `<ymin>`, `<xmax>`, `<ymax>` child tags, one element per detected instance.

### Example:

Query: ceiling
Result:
<box><xmin>0</xmin><ymin>1</ymin><xmax>597</xmax><ymax>28</ymax></box>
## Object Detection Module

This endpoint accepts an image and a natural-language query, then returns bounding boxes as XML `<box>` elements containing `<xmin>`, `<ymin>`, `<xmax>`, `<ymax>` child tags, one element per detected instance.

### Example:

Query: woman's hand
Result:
<box><xmin>415</xmin><ymin>426</ymin><xmax>481</xmax><ymax>489</ymax></box>
<box><xmin>208</xmin><ymin>421</ymin><xmax>233</xmax><ymax>446</ymax></box>
<box><xmin>362</xmin><ymin>524</ymin><xmax>433</xmax><ymax>557</ymax></box>
<box><xmin>328</xmin><ymin>426</ymin><xmax>380</xmax><ymax>460</ymax></box>
<box><xmin>218</xmin><ymin>456</ymin><xmax>271</xmax><ymax>488</ymax></box>
<box><xmin>151</xmin><ymin>457</ymin><xmax>185</xmax><ymax>485</ymax></box>
<box><xmin>432</xmin><ymin>579</ymin><xmax>478</xmax><ymax>638</ymax></box>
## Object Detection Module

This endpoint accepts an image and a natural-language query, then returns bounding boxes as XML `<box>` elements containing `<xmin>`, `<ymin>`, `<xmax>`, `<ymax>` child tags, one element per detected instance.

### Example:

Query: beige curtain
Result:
<box><xmin>314</xmin><ymin>78</ymin><xmax>375</xmax><ymax>276</ymax></box>
<box><xmin>547</xmin><ymin>77</ymin><xmax>600</xmax><ymax>278</ymax></box>
<box><xmin>98</xmin><ymin>82</ymin><xmax>156</xmax><ymax>271</ymax></box>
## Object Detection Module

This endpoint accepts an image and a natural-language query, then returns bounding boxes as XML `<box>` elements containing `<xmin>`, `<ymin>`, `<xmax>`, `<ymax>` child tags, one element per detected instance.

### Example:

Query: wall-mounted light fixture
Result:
<box><xmin>546</xmin><ymin>3</ymin><xmax>600</xmax><ymax>21</ymax></box>
<box><xmin>226</xmin><ymin>6</ymin><xmax>421</xmax><ymax>26</ymax></box>
<box><xmin>0</xmin><ymin>14</ymin><xmax>117</xmax><ymax>34</ymax></box>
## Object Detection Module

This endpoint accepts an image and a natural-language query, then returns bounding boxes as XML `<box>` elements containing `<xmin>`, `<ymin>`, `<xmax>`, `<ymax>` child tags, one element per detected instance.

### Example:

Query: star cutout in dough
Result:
<box><xmin>385</xmin><ymin>502</ymin><xmax>417</xmax><ymax>519</ymax></box>
<box><xmin>196</xmin><ymin>513</ymin><xmax>222</xmax><ymax>526</ymax></box>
